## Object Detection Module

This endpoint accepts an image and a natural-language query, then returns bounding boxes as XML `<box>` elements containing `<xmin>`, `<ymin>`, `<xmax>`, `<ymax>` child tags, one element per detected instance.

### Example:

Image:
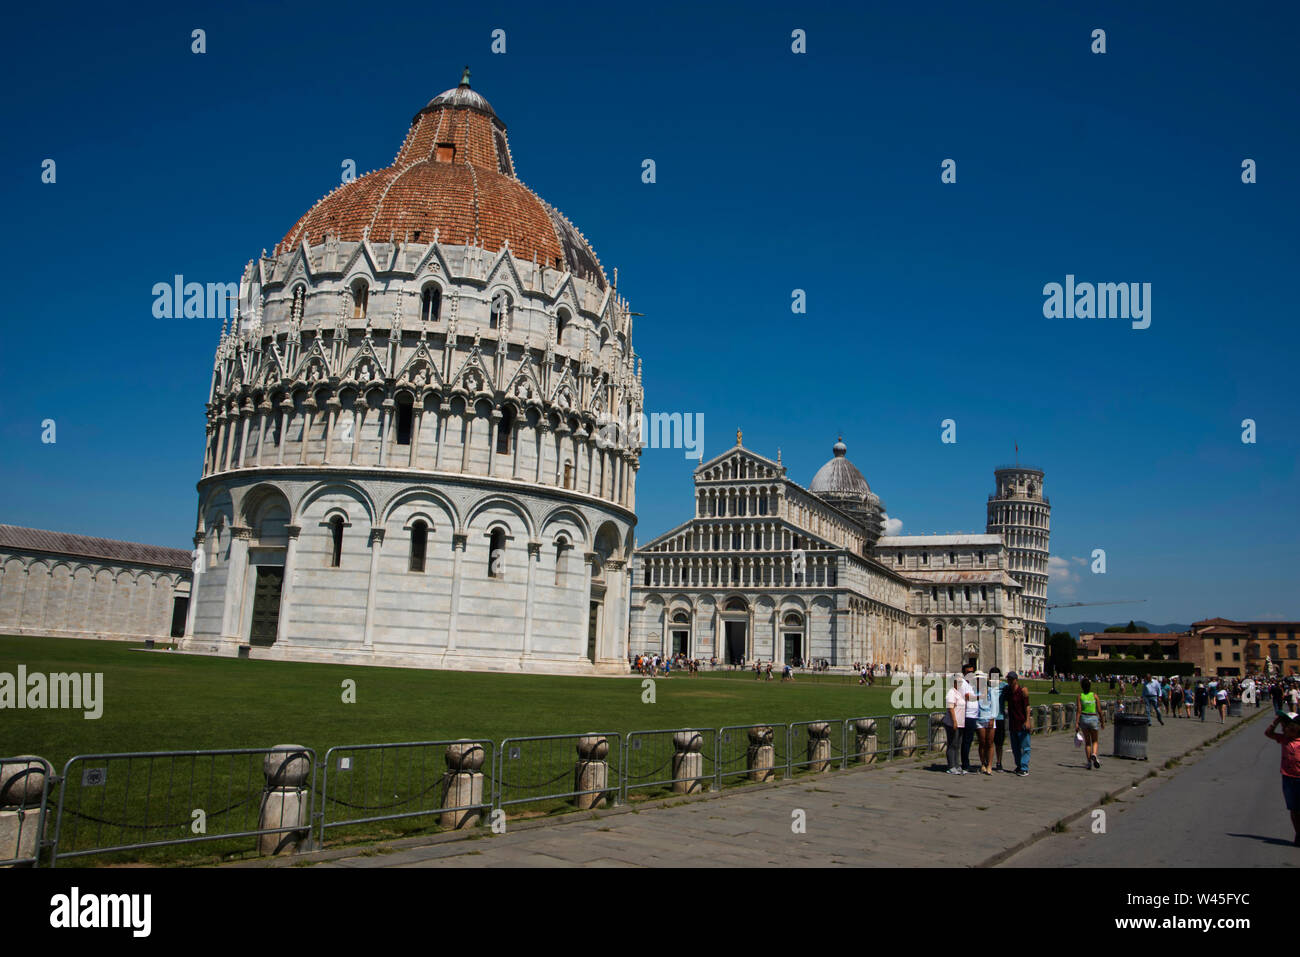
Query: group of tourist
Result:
<box><xmin>630</xmin><ymin>653</ymin><xmax>704</xmax><ymax>676</ymax></box>
<box><xmin>943</xmin><ymin>665</ymin><xmax>1034</xmax><ymax>776</ymax></box>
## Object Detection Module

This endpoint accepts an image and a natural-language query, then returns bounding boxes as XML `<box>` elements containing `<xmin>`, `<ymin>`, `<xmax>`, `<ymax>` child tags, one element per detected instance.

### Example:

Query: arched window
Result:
<box><xmin>563</xmin><ymin>461</ymin><xmax>573</xmax><ymax>489</ymax></box>
<box><xmin>421</xmin><ymin>285</ymin><xmax>441</xmax><ymax>322</ymax></box>
<box><xmin>350</xmin><ymin>279</ymin><xmax>369</xmax><ymax>319</ymax></box>
<box><xmin>490</xmin><ymin>292</ymin><xmax>509</xmax><ymax>330</ymax></box>
<box><xmin>329</xmin><ymin>516</ymin><xmax>344</xmax><ymax>568</ymax></box>
<box><xmin>489</xmin><ymin>528</ymin><xmax>506</xmax><ymax>579</ymax></box>
<box><xmin>409</xmin><ymin>521</ymin><xmax>428</xmax><ymax>573</ymax></box>
<box><xmin>395</xmin><ymin>396</ymin><xmax>414</xmax><ymax>446</ymax></box>
<box><xmin>936</xmin><ymin>624</ymin><xmax>945</xmax><ymax>643</ymax></box>
<box><xmin>497</xmin><ymin>405</ymin><xmax>515</xmax><ymax>454</ymax></box>
<box><xmin>784</xmin><ymin>612</ymin><xmax>803</xmax><ymax>627</ymax></box>
<box><xmin>1289</xmin><ymin>644</ymin><xmax>1298</xmax><ymax>660</ymax></box>
<box><xmin>555</xmin><ymin>308</ymin><xmax>570</xmax><ymax>346</ymax></box>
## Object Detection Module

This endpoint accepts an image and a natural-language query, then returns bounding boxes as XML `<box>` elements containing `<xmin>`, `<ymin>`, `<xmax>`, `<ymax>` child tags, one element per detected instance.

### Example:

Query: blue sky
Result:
<box><xmin>1</xmin><ymin>1</ymin><xmax>1296</xmax><ymax>623</ymax></box>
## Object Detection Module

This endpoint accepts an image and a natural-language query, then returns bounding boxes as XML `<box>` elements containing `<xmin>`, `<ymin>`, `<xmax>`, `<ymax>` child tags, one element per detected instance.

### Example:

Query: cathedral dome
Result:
<box><xmin>810</xmin><ymin>439</ymin><xmax>872</xmax><ymax>496</ymax></box>
<box><xmin>275</xmin><ymin>70</ymin><xmax>607</xmax><ymax>289</ymax></box>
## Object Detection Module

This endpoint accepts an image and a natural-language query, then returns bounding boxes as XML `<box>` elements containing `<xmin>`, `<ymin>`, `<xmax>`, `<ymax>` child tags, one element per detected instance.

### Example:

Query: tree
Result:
<box><xmin>1145</xmin><ymin>640</ymin><xmax>1165</xmax><ymax>661</ymax></box>
<box><xmin>1125</xmin><ymin>643</ymin><xmax>1144</xmax><ymax>660</ymax></box>
<box><xmin>1048</xmin><ymin>631</ymin><xmax>1075</xmax><ymax>675</ymax></box>
<box><xmin>1105</xmin><ymin>621</ymin><xmax>1149</xmax><ymax>634</ymax></box>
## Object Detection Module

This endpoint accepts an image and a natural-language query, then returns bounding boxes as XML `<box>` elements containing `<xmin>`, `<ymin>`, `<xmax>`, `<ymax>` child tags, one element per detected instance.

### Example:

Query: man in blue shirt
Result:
<box><xmin>1143</xmin><ymin>675</ymin><xmax>1165</xmax><ymax>726</ymax></box>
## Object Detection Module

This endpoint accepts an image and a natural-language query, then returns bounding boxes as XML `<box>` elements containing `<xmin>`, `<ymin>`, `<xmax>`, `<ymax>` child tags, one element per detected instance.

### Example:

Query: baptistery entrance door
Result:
<box><xmin>781</xmin><ymin>612</ymin><xmax>804</xmax><ymax>667</ymax></box>
<box><xmin>249</xmin><ymin>566</ymin><xmax>284</xmax><ymax>646</ymax></box>
<box><xmin>724</xmin><ymin>621</ymin><xmax>747</xmax><ymax>664</ymax></box>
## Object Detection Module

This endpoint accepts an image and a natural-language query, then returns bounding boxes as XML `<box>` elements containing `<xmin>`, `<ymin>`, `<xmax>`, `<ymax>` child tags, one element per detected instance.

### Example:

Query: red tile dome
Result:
<box><xmin>276</xmin><ymin>69</ymin><xmax>607</xmax><ymax>289</ymax></box>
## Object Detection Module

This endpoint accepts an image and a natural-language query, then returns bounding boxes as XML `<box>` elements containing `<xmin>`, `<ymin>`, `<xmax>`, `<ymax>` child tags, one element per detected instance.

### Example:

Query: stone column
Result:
<box><xmin>893</xmin><ymin>714</ymin><xmax>918</xmax><ymax>757</ymax></box>
<box><xmin>0</xmin><ymin>756</ymin><xmax>48</xmax><ymax>866</ymax></box>
<box><xmin>806</xmin><ymin>722</ymin><xmax>832</xmax><ymax>772</ymax></box>
<box><xmin>221</xmin><ymin>527</ymin><xmax>252</xmax><ymax>642</ymax></box>
<box><xmin>746</xmin><ymin>726</ymin><xmax>775</xmax><ymax>782</ymax></box>
<box><xmin>573</xmin><ymin>735</ymin><xmax>610</xmax><ymax>810</ymax></box>
<box><xmin>447</xmin><ymin>532</ymin><xmax>466</xmax><ymax>652</ymax></box>
<box><xmin>362</xmin><ymin>528</ymin><xmax>383</xmax><ymax>649</ymax></box>
<box><xmin>671</xmin><ymin>731</ymin><xmax>705</xmax><ymax>794</ymax></box>
<box><xmin>440</xmin><ymin>741</ymin><xmax>486</xmax><ymax>829</ymax></box>
<box><xmin>854</xmin><ymin>719</ymin><xmax>878</xmax><ymax>764</ymax></box>
<box><xmin>254</xmin><ymin>405</ymin><xmax>270</xmax><ymax>467</ymax></box>
<box><xmin>410</xmin><ymin>407</ymin><xmax>424</xmax><ymax>467</ymax></box>
<box><xmin>349</xmin><ymin>402</ymin><xmax>365</xmax><ymax>466</ymax></box>
<box><xmin>323</xmin><ymin>396</ymin><xmax>341</xmax><ymax>464</ymax></box>
<box><xmin>276</xmin><ymin>398</ymin><xmax>292</xmax><ymax>466</ymax></box>
<box><xmin>378</xmin><ymin>399</ymin><xmax>394</xmax><ymax>467</ymax></box>
<box><xmin>522</xmin><ymin>541</ymin><xmax>541</xmax><ymax>658</ymax></box>
<box><xmin>298</xmin><ymin>400</ymin><xmax>316</xmax><ymax>465</ymax></box>
<box><xmin>258</xmin><ymin>745</ymin><xmax>312</xmax><ymax>855</ymax></box>
<box><xmin>184</xmin><ymin>533</ymin><xmax>203</xmax><ymax>638</ymax></box>
<box><xmin>276</xmin><ymin>525</ymin><xmax>301</xmax><ymax>645</ymax></box>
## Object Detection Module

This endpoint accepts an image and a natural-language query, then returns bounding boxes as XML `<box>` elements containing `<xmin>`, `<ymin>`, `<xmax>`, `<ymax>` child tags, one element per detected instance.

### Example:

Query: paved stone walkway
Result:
<box><xmin>241</xmin><ymin>708</ymin><xmax>1263</xmax><ymax>868</ymax></box>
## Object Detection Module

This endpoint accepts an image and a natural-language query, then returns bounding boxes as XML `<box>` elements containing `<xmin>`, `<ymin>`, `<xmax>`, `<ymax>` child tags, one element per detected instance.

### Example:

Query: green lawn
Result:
<box><xmin>0</xmin><ymin>635</ymin><xmax>1101</xmax><ymax>865</ymax></box>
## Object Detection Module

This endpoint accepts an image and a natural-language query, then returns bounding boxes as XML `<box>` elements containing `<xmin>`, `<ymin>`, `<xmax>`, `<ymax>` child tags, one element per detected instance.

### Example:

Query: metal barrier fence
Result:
<box><xmin>788</xmin><ymin>719</ymin><xmax>849</xmax><ymax>773</ymax></box>
<box><xmin>0</xmin><ymin>756</ymin><xmax>52</xmax><ymax>867</ymax></box>
<box><xmin>622</xmin><ymin>728</ymin><xmax>716</xmax><ymax>803</ymax></box>
<box><xmin>28</xmin><ymin>702</ymin><xmax>1090</xmax><ymax>864</ymax></box>
<box><xmin>714</xmin><ymin>723</ymin><xmax>791</xmax><ymax>787</ymax></box>
<box><xmin>318</xmin><ymin>740</ymin><xmax>492</xmax><ymax>843</ymax></box>
<box><xmin>49</xmin><ymin>746</ymin><xmax>315</xmax><ymax>865</ymax></box>
<box><xmin>492</xmin><ymin>732</ymin><xmax>623</xmax><ymax>812</ymax></box>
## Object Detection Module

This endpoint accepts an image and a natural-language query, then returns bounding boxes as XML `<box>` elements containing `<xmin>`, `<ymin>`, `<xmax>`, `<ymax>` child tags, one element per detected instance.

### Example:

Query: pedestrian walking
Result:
<box><xmin>1143</xmin><ymin>675</ymin><xmax>1165</xmax><ymax>726</ymax></box>
<box><xmin>1215</xmin><ymin>685</ymin><xmax>1229</xmax><ymax>723</ymax></box>
<box><xmin>1075</xmin><ymin>678</ymin><xmax>1104</xmax><ymax>769</ymax></box>
<box><xmin>1006</xmin><ymin>671</ymin><xmax>1032</xmax><ymax>776</ymax></box>
<box><xmin>945</xmin><ymin>674</ymin><xmax>967</xmax><ymax>775</ymax></box>
<box><xmin>1263</xmin><ymin>711</ymin><xmax>1300</xmax><ymax>847</ymax></box>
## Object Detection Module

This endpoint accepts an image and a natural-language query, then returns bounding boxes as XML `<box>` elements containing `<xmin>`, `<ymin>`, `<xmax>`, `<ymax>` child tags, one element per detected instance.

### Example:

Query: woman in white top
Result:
<box><xmin>945</xmin><ymin>675</ymin><xmax>967</xmax><ymax>774</ymax></box>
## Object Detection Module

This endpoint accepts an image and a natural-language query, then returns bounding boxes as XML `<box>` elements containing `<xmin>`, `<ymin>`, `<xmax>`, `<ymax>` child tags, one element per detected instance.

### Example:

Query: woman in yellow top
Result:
<box><xmin>1076</xmin><ymin>678</ymin><xmax>1105</xmax><ymax>769</ymax></box>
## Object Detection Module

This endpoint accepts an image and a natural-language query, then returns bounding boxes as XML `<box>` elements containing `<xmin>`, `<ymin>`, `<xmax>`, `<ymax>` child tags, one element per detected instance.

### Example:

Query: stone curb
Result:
<box><xmin>976</xmin><ymin>709</ymin><xmax>1266</xmax><ymax>869</ymax></box>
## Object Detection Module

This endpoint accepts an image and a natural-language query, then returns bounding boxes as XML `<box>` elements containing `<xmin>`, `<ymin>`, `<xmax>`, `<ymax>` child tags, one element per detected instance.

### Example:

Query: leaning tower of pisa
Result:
<box><xmin>986</xmin><ymin>466</ymin><xmax>1050</xmax><ymax>672</ymax></box>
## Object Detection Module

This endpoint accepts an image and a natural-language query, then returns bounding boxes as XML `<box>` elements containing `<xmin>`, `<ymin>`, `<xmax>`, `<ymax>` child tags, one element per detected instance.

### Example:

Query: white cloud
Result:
<box><xmin>1047</xmin><ymin>555</ymin><xmax>1074</xmax><ymax>580</ymax></box>
<box><xmin>882</xmin><ymin>514</ymin><xmax>903</xmax><ymax>536</ymax></box>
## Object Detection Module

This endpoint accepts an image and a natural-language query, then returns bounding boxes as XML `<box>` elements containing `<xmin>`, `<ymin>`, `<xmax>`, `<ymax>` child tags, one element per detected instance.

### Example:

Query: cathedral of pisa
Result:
<box><xmin>630</xmin><ymin>441</ymin><xmax>1050</xmax><ymax>675</ymax></box>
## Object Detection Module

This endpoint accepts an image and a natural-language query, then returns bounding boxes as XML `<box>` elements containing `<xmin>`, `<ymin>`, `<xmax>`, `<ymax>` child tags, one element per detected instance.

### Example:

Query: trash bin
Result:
<box><xmin>1113</xmin><ymin>713</ymin><xmax>1149</xmax><ymax>760</ymax></box>
<box><xmin>1228</xmin><ymin>699</ymin><xmax>1243</xmax><ymax>718</ymax></box>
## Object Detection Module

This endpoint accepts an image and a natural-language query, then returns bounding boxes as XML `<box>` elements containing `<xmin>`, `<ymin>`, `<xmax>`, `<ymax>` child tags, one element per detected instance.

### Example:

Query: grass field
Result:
<box><xmin>0</xmin><ymin>635</ymin><xmax>1103</xmax><ymax>865</ymax></box>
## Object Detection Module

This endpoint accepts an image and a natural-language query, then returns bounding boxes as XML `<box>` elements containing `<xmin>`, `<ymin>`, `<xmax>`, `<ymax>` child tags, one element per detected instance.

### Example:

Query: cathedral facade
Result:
<box><xmin>630</xmin><ymin>438</ymin><xmax>1040</xmax><ymax>674</ymax></box>
<box><xmin>180</xmin><ymin>73</ymin><xmax>643</xmax><ymax>674</ymax></box>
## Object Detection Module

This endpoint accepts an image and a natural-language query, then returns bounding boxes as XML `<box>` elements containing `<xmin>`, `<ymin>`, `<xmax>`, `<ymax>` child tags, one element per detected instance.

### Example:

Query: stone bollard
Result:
<box><xmin>894</xmin><ymin>715</ymin><xmax>918</xmax><ymax>757</ymax></box>
<box><xmin>671</xmin><ymin>731</ymin><xmax>705</xmax><ymax>794</ymax></box>
<box><xmin>854</xmin><ymin>719</ymin><xmax>878</xmax><ymax>764</ymax></box>
<box><xmin>258</xmin><ymin>745</ymin><xmax>312</xmax><ymax>856</ymax></box>
<box><xmin>805</xmin><ymin>723</ymin><xmax>832</xmax><ymax>772</ymax></box>
<box><xmin>1064</xmin><ymin>702</ymin><xmax>1077</xmax><ymax>728</ymax></box>
<box><xmin>441</xmin><ymin>740</ymin><xmax>486</xmax><ymax>829</ymax></box>
<box><xmin>928</xmin><ymin>712</ymin><xmax>947</xmax><ymax>753</ymax></box>
<box><xmin>1051</xmin><ymin>703</ymin><xmax>1064</xmax><ymax>731</ymax></box>
<box><xmin>746</xmin><ymin>726</ymin><xmax>776</xmax><ymax>782</ymax></box>
<box><xmin>0</xmin><ymin>757</ymin><xmax>47</xmax><ymax>866</ymax></box>
<box><xmin>574</xmin><ymin>735</ymin><xmax>610</xmax><ymax>810</ymax></box>
<box><xmin>1034</xmin><ymin>705</ymin><xmax>1049</xmax><ymax>733</ymax></box>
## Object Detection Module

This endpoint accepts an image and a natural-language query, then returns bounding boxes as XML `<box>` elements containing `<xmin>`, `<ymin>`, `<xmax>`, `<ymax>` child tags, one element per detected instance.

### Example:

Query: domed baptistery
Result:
<box><xmin>182</xmin><ymin>71</ymin><xmax>643</xmax><ymax>674</ymax></box>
